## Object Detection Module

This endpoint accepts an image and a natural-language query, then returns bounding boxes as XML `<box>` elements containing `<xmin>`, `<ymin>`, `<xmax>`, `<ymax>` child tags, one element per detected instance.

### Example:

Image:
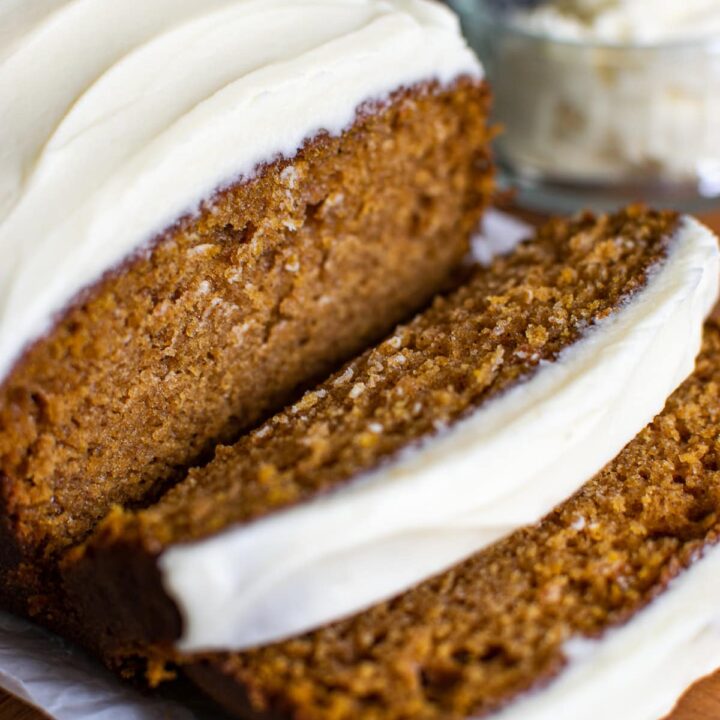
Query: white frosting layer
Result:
<box><xmin>516</xmin><ymin>0</ymin><xmax>720</xmax><ymax>44</ymax></box>
<box><xmin>0</xmin><ymin>0</ymin><xmax>479</xmax><ymax>383</ymax></box>
<box><xmin>489</xmin><ymin>541</ymin><xmax>720</xmax><ymax>720</ymax></box>
<box><xmin>160</xmin><ymin>215</ymin><xmax>720</xmax><ymax>652</ymax></box>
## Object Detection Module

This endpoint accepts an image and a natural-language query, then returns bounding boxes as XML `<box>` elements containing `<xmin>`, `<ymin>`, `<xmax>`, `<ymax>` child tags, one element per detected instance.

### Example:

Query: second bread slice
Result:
<box><xmin>63</xmin><ymin>207</ymin><xmax>719</xmax><ymax>667</ymax></box>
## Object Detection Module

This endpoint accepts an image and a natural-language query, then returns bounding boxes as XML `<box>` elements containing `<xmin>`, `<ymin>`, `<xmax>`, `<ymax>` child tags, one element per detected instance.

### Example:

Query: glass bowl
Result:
<box><xmin>449</xmin><ymin>0</ymin><xmax>720</xmax><ymax>213</ymax></box>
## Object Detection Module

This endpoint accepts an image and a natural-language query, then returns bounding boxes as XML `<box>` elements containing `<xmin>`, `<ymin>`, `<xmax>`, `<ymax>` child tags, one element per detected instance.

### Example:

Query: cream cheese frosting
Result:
<box><xmin>0</xmin><ymin>0</ymin><xmax>480</xmax><ymax>384</ymax></box>
<box><xmin>160</xmin><ymin>215</ymin><xmax>720</xmax><ymax>652</ymax></box>
<box><xmin>489</xmin><ymin>540</ymin><xmax>720</xmax><ymax>720</ymax></box>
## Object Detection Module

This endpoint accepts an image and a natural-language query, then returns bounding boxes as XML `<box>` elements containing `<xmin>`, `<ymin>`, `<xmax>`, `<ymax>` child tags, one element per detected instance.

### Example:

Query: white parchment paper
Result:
<box><xmin>0</xmin><ymin>611</ymin><xmax>203</xmax><ymax>719</ymax></box>
<box><xmin>0</xmin><ymin>211</ymin><xmax>531</xmax><ymax>719</ymax></box>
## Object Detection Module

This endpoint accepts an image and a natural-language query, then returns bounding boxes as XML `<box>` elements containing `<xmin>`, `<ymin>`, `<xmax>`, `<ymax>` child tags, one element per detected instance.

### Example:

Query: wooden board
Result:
<box><xmin>3</xmin><ymin>208</ymin><xmax>720</xmax><ymax>720</ymax></box>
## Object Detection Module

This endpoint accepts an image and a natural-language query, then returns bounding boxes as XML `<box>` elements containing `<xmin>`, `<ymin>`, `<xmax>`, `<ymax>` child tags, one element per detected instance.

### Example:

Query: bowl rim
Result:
<box><xmin>448</xmin><ymin>0</ymin><xmax>720</xmax><ymax>52</ymax></box>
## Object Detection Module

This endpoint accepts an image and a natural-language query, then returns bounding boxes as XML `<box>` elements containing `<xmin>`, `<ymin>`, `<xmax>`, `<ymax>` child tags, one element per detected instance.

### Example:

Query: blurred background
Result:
<box><xmin>447</xmin><ymin>0</ymin><xmax>720</xmax><ymax>213</ymax></box>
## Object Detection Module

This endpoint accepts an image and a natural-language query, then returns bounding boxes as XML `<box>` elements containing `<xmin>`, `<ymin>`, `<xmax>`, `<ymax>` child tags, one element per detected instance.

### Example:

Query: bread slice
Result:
<box><xmin>62</xmin><ymin>207</ymin><xmax>719</xmax><ymax>675</ymax></box>
<box><xmin>0</xmin><ymin>77</ymin><xmax>493</xmax><ymax>616</ymax></box>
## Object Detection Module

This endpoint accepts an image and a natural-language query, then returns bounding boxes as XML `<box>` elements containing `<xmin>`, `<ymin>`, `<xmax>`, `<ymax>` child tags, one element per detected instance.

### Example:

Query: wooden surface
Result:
<box><xmin>3</xmin><ymin>208</ymin><xmax>720</xmax><ymax>720</ymax></box>
<box><xmin>0</xmin><ymin>696</ymin><xmax>45</xmax><ymax>720</ymax></box>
